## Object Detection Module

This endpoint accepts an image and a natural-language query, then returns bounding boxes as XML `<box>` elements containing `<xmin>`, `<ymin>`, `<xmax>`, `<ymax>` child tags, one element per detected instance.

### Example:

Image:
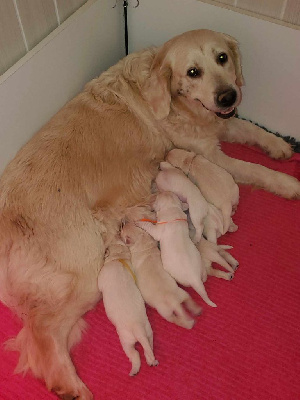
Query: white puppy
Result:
<box><xmin>156</xmin><ymin>161</ymin><xmax>208</xmax><ymax>243</ymax></box>
<box><xmin>121</xmin><ymin>222</ymin><xmax>202</xmax><ymax>329</ymax></box>
<box><xmin>166</xmin><ymin>149</ymin><xmax>239</xmax><ymax>233</ymax></box>
<box><xmin>136</xmin><ymin>192</ymin><xmax>217</xmax><ymax>307</ymax></box>
<box><xmin>98</xmin><ymin>238</ymin><xmax>158</xmax><ymax>376</ymax></box>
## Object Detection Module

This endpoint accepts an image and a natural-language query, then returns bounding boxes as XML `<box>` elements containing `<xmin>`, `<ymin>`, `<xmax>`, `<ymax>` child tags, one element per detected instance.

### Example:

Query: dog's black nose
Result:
<box><xmin>216</xmin><ymin>89</ymin><xmax>237</xmax><ymax>108</ymax></box>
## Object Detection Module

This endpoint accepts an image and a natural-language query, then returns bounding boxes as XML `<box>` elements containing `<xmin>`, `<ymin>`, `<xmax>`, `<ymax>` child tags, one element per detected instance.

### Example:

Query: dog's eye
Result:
<box><xmin>187</xmin><ymin>68</ymin><xmax>201</xmax><ymax>78</ymax></box>
<box><xmin>217</xmin><ymin>53</ymin><xmax>228</xmax><ymax>65</ymax></box>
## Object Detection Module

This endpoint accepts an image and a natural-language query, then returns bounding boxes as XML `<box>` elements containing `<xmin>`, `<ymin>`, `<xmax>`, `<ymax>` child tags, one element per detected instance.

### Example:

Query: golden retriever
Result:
<box><xmin>0</xmin><ymin>29</ymin><xmax>299</xmax><ymax>399</ymax></box>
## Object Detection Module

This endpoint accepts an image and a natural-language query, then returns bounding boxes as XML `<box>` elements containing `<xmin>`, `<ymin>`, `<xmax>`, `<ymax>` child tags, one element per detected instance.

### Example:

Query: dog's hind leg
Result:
<box><xmin>119</xmin><ymin>335</ymin><xmax>142</xmax><ymax>376</ymax></box>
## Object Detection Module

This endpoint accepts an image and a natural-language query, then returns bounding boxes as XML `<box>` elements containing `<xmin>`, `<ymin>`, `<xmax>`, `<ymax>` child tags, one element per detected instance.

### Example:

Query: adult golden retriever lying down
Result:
<box><xmin>0</xmin><ymin>29</ymin><xmax>299</xmax><ymax>399</ymax></box>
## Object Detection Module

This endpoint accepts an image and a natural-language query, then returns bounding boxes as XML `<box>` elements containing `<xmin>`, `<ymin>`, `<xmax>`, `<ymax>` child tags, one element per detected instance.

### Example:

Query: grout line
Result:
<box><xmin>0</xmin><ymin>0</ymin><xmax>98</xmax><ymax>84</ymax></box>
<box><xmin>197</xmin><ymin>0</ymin><xmax>300</xmax><ymax>30</ymax></box>
<box><xmin>280</xmin><ymin>0</ymin><xmax>288</xmax><ymax>20</ymax></box>
<box><xmin>12</xmin><ymin>0</ymin><xmax>29</xmax><ymax>52</ymax></box>
<box><xmin>53</xmin><ymin>0</ymin><xmax>61</xmax><ymax>25</ymax></box>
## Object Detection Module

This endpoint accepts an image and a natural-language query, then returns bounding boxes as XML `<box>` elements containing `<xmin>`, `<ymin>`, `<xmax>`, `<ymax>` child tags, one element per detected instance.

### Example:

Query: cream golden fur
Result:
<box><xmin>0</xmin><ymin>29</ymin><xmax>299</xmax><ymax>399</ymax></box>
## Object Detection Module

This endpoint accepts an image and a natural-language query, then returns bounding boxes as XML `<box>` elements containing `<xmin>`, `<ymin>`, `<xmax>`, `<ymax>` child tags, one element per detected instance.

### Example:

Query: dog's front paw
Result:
<box><xmin>272</xmin><ymin>173</ymin><xmax>300</xmax><ymax>199</ymax></box>
<box><xmin>267</xmin><ymin>137</ymin><xmax>293</xmax><ymax>159</ymax></box>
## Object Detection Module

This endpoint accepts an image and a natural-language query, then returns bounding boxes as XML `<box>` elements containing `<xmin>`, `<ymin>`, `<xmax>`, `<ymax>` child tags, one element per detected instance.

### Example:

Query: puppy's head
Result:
<box><xmin>120</xmin><ymin>222</ymin><xmax>139</xmax><ymax>246</ymax></box>
<box><xmin>153</xmin><ymin>191</ymin><xmax>186</xmax><ymax>212</ymax></box>
<box><xmin>166</xmin><ymin>149</ymin><xmax>196</xmax><ymax>174</ymax></box>
<box><xmin>143</xmin><ymin>29</ymin><xmax>244</xmax><ymax>120</ymax></box>
<box><xmin>121</xmin><ymin>222</ymin><xmax>156</xmax><ymax>251</ymax></box>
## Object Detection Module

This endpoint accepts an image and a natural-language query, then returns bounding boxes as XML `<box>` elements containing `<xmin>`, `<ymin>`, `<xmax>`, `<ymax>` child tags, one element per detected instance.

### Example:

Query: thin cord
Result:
<box><xmin>123</xmin><ymin>1</ymin><xmax>129</xmax><ymax>55</ymax></box>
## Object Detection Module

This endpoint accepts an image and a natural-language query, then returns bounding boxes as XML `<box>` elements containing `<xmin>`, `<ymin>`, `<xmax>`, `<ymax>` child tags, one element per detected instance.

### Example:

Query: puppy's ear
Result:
<box><xmin>159</xmin><ymin>161</ymin><xmax>173</xmax><ymax>171</ymax></box>
<box><xmin>124</xmin><ymin>236</ymin><xmax>132</xmax><ymax>245</ymax></box>
<box><xmin>121</xmin><ymin>229</ymin><xmax>132</xmax><ymax>245</ymax></box>
<box><xmin>142</xmin><ymin>47</ymin><xmax>172</xmax><ymax>120</ymax></box>
<box><xmin>222</xmin><ymin>33</ymin><xmax>244</xmax><ymax>87</ymax></box>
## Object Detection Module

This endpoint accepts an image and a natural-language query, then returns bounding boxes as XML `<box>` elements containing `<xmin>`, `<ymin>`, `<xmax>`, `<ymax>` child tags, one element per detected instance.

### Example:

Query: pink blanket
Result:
<box><xmin>0</xmin><ymin>142</ymin><xmax>299</xmax><ymax>400</ymax></box>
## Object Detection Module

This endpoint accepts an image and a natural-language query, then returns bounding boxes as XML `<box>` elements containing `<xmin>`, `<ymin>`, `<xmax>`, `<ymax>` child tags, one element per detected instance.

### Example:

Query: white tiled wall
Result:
<box><xmin>200</xmin><ymin>0</ymin><xmax>300</xmax><ymax>27</ymax></box>
<box><xmin>0</xmin><ymin>0</ymin><xmax>124</xmax><ymax>173</ymax></box>
<box><xmin>0</xmin><ymin>0</ymin><xmax>88</xmax><ymax>75</ymax></box>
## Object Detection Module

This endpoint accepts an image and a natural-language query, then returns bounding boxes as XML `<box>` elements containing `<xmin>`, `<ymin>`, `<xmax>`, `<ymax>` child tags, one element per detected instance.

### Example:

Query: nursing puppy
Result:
<box><xmin>157</xmin><ymin>161</ymin><xmax>231</xmax><ymax>243</ymax></box>
<box><xmin>121</xmin><ymin>222</ymin><xmax>202</xmax><ymax>329</ymax></box>
<box><xmin>167</xmin><ymin>149</ymin><xmax>239</xmax><ymax>233</ymax></box>
<box><xmin>98</xmin><ymin>238</ymin><xmax>158</xmax><ymax>376</ymax></box>
<box><xmin>137</xmin><ymin>192</ymin><xmax>216</xmax><ymax>307</ymax></box>
<box><xmin>156</xmin><ymin>161</ymin><xmax>208</xmax><ymax>243</ymax></box>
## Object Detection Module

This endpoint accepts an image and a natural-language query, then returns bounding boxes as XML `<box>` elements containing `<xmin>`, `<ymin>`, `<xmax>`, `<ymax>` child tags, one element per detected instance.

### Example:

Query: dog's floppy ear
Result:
<box><xmin>142</xmin><ymin>47</ymin><xmax>172</xmax><ymax>120</ymax></box>
<box><xmin>222</xmin><ymin>33</ymin><xmax>244</xmax><ymax>87</ymax></box>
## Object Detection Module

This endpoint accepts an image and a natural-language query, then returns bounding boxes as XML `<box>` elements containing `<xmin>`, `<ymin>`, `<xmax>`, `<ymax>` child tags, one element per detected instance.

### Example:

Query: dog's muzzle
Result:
<box><xmin>215</xmin><ymin>88</ymin><xmax>237</xmax><ymax>119</ymax></box>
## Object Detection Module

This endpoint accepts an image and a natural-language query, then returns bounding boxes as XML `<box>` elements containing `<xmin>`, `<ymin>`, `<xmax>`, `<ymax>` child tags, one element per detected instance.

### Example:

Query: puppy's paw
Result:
<box><xmin>168</xmin><ymin>307</ymin><xmax>196</xmax><ymax>330</ymax></box>
<box><xmin>165</xmin><ymin>295</ymin><xmax>199</xmax><ymax>329</ymax></box>
<box><xmin>226</xmin><ymin>272</ymin><xmax>234</xmax><ymax>281</ymax></box>
<box><xmin>219</xmin><ymin>247</ymin><xmax>239</xmax><ymax>271</ymax></box>
<box><xmin>149</xmin><ymin>359</ymin><xmax>159</xmax><ymax>367</ymax></box>
<box><xmin>228</xmin><ymin>220</ymin><xmax>238</xmax><ymax>233</ymax></box>
<box><xmin>208</xmin><ymin>268</ymin><xmax>234</xmax><ymax>281</ymax></box>
<box><xmin>267</xmin><ymin>137</ymin><xmax>293</xmax><ymax>159</ymax></box>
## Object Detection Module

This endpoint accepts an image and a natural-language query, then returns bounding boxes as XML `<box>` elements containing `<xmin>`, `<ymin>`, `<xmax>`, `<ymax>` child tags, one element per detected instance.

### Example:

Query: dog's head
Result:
<box><xmin>142</xmin><ymin>29</ymin><xmax>244</xmax><ymax>120</ymax></box>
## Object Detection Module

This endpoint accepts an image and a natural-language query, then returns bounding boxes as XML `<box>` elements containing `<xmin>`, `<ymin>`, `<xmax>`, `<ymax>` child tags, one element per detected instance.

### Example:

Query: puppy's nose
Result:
<box><xmin>216</xmin><ymin>89</ymin><xmax>237</xmax><ymax>108</ymax></box>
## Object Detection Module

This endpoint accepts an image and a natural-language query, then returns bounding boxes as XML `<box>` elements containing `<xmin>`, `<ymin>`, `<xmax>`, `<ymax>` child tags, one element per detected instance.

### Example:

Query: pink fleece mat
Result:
<box><xmin>0</xmin><ymin>142</ymin><xmax>299</xmax><ymax>400</ymax></box>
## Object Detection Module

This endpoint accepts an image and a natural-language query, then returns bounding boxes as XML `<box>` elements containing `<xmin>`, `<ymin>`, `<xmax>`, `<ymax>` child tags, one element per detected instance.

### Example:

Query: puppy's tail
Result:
<box><xmin>194</xmin><ymin>281</ymin><xmax>217</xmax><ymax>308</ymax></box>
